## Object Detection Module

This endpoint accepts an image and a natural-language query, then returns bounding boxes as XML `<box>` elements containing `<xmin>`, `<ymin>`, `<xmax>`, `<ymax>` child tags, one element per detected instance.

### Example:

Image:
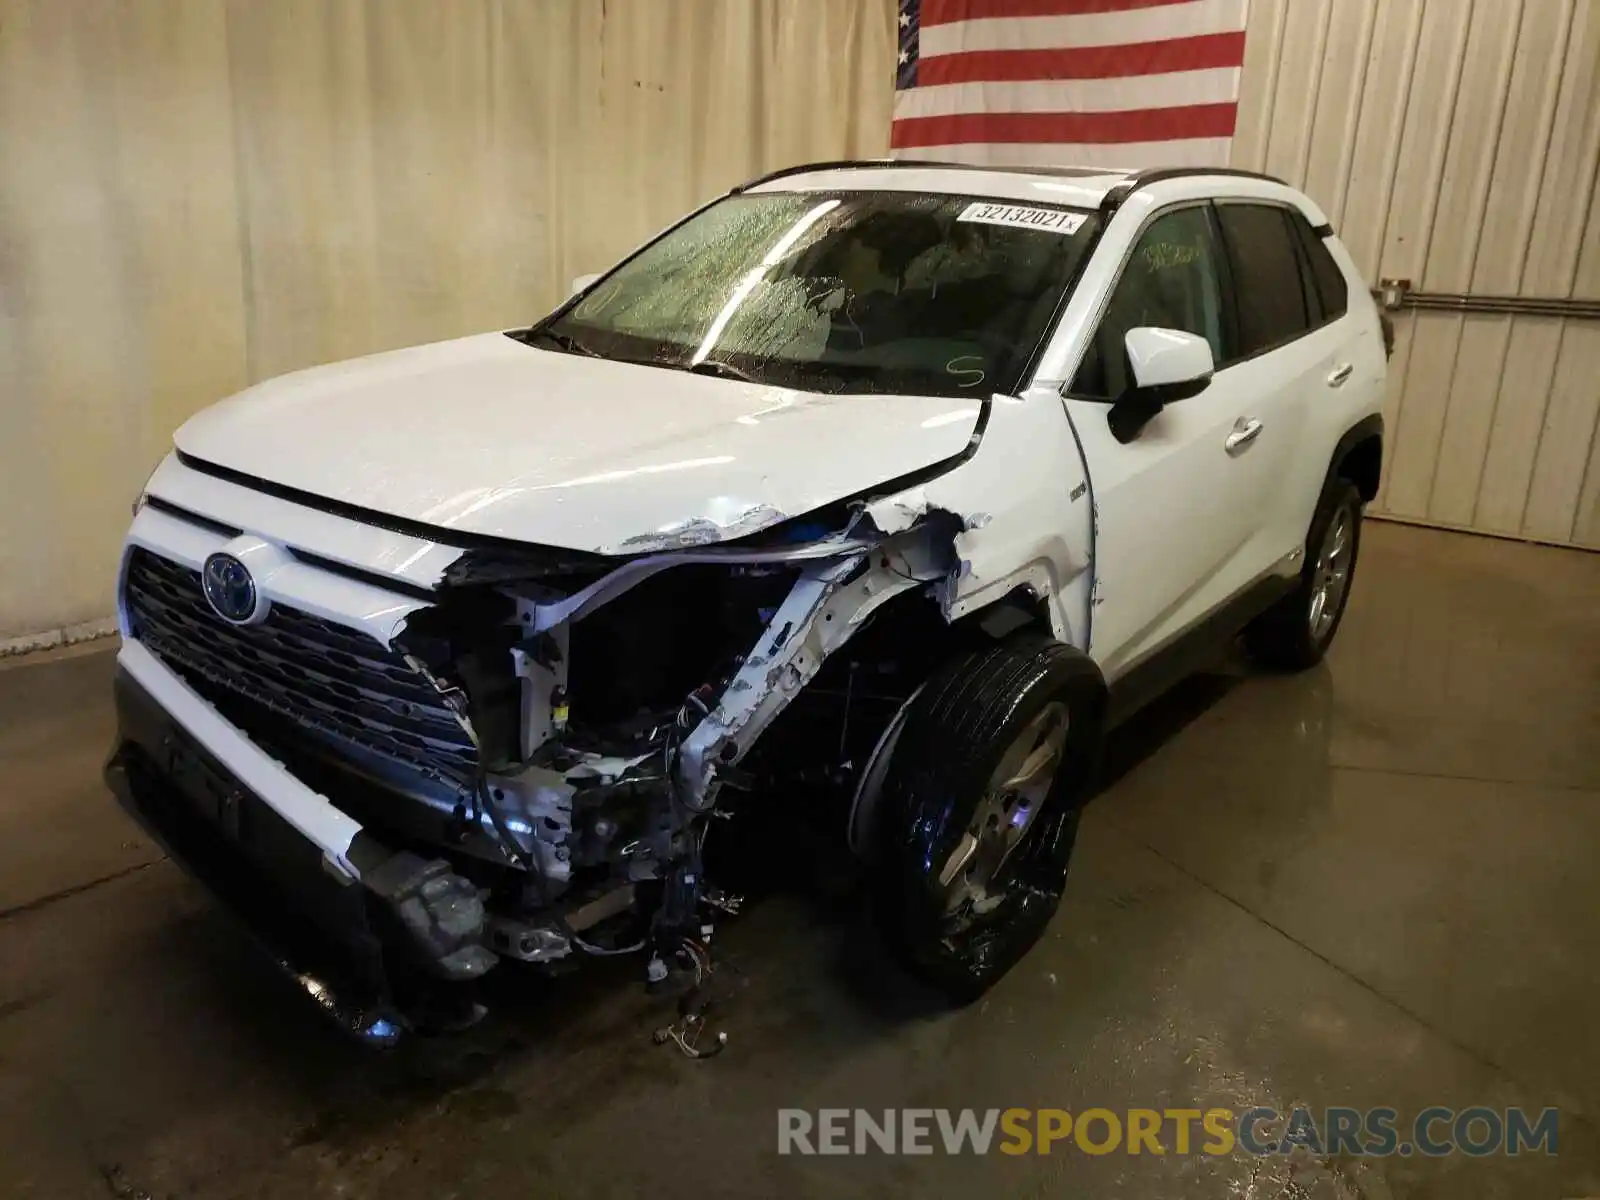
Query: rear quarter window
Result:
<box><xmin>1289</xmin><ymin>210</ymin><xmax>1350</xmax><ymax>321</ymax></box>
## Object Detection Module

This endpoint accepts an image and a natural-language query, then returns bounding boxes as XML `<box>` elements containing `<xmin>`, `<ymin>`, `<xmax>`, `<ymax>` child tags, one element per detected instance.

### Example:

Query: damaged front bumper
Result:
<box><xmin>106</xmin><ymin>645</ymin><xmax>496</xmax><ymax>1044</ymax></box>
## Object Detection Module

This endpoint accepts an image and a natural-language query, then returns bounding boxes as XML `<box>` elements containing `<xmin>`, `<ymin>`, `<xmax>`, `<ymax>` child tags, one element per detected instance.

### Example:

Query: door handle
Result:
<box><xmin>1225</xmin><ymin>417</ymin><xmax>1263</xmax><ymax>455</ymax></box>
<box><xmin>1328</xmin><ymin>362</ymin><xmax>1354</xmax><ymax>387</ymax></box>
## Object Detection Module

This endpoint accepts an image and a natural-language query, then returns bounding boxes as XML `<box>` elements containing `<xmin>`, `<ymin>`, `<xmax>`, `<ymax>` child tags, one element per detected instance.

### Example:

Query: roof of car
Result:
<box><xmin>738</xmin><ymin>159</ymin><xmax>1287</xmax><ymax>213</ymax></box>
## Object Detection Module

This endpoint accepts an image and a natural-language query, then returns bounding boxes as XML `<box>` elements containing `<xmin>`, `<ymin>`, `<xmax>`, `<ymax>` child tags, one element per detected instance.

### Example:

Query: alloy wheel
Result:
<box><xmin>936</xmin><ymin>701</ymin><xmax>1071</xmax><ymax>923</ymax></box>
<box><xmin>1308</xmin><ymin>503</ymin><xmax>1354</xmax><ymax>642</ymax></box>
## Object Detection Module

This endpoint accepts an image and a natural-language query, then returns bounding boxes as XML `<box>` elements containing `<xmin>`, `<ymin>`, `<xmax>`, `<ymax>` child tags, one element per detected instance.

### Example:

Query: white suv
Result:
<box><xmin>108</xmin><ymin>161</ymin><xmax>1385</xmax><ymax>1037</ymax></box>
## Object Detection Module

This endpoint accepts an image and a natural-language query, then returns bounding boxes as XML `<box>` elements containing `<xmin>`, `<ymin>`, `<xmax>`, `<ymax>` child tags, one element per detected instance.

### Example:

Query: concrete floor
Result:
<box><xmin>1</xmin><ymin>521</ymin><xmax>1597</xmax><ymax>1199</ymax></box>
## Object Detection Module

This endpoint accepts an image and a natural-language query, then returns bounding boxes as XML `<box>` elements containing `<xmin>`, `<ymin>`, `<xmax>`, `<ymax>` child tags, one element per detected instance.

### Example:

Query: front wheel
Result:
<box><xmin>1245</xmin><ymin>478</ymin><xmax>1364</xmax><ymax>671</ymax></box>
<box><xmin>873</xmin><ymin>636</ymin><xmax>1104</xmax><ymax>1003</ymax></box>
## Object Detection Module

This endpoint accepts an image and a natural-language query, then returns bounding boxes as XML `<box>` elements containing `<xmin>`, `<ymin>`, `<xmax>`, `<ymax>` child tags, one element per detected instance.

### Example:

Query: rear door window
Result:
<box><xmin>1215</xmin><ymin>204</ymin><xmax>1312</xmax><ymax>358</ymax></box>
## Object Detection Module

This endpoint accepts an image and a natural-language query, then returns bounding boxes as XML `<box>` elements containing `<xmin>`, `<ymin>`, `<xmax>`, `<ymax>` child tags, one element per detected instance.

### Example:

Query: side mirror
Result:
<box><xmin>569</xmin><ymin>273</ymin><xmax>601</xmax><ymax>298</ymax></box>
<box><xmin>1107</xmin><ymin>327</ymin><xmax>1215</xmax><ymax>444</ymax></box>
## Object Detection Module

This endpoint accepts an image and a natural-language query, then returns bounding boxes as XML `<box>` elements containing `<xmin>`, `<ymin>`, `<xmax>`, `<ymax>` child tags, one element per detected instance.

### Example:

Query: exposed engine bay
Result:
<box><xmin>328</xmin><ymin>505</ymin><xmax>977</xmax><ymax>997</ymax></box>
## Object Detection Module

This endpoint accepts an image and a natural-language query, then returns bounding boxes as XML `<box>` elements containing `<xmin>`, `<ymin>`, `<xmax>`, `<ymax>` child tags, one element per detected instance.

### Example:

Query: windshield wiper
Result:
<box><xmin>684</xmin><ymin>358</ymin><xmax>756</xmax><ymax>384</ymax></box>
<box><xmin>524</xmin><ymin>327</ymin><xmax>602</xmax><ymax>357</ymax></box>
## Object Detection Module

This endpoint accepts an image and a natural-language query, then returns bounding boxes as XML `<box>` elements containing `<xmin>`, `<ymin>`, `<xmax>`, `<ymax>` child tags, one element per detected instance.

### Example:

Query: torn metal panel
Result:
<box><xmin>860</xmin><ymin>491</ymin><xmax>931</xmax><ymax>535</ymax></box>
<box><xmin>859</xmin><ymin>388</ymin><xmax>1094</xmax><ymax>649</ymax></box>
<box><xmin>674</xmin><ymin>524</ymin><xmax>958</xmax><ymax>807</ymax></box>
<box><xmin>615</xmin><ymin>502</ymin><xmax>790</xmax><ymax>553</ymax></box>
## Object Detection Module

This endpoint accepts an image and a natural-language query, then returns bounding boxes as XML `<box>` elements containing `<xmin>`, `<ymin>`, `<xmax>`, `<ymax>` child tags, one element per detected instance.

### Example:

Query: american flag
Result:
<box><xmin>892</xmin><ymin>0</ymin><xmax>1250</xmax><ymax>169</ymax></box>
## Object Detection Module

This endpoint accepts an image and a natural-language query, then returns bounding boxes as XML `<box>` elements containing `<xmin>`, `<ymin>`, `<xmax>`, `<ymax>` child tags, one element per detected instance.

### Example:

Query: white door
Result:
<box><xmin>1064</xmin><ymin>203</ymin><xmax>1292</xmax><ymax>680</ymax></box>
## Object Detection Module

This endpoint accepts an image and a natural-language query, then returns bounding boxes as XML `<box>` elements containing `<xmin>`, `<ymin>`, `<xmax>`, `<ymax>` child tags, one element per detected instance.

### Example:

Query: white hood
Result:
<box><xmin>174</xmin><ymin>333</ymin><xmax>983</xmax><ymax>554</ymax></box>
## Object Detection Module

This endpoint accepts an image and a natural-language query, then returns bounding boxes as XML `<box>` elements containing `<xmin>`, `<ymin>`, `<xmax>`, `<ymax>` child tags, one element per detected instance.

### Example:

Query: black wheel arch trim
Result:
<box><xmin>1324</xmin><ymin>413</ymin><xmax>1385</xmax><ymax>502</ymax></box>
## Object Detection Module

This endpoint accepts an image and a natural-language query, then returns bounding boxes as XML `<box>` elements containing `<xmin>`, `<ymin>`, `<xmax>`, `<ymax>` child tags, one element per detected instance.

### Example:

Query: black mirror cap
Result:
<box><xmin>1107</xmin><ymin>389</ymin><xmax>1160</xmax><ymax>444</ymax></box>
<box><xmin>1106</xmin><ymin>372</ymin><xmax>1212</xmax><ymax>444</ymax></box>
<box><xmin>1145</xmin><ymin>372</ymin><xmax>1212</xmax><ymax>406</ymax></box>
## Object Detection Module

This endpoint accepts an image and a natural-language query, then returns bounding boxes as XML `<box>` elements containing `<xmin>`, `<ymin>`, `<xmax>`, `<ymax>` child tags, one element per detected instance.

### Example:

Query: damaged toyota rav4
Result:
<box><xmin>107</xmin><ymin>162</ymin><xmax>1387</xmax><ymax>1040</ymax></box>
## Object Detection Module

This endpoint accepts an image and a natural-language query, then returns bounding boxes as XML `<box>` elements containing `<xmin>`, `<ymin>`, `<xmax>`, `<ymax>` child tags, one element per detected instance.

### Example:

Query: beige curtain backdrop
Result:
<box><xmin>0</xmin><ymin>0</ymin><xmax>896</xmax><ymax>646</ymax></box>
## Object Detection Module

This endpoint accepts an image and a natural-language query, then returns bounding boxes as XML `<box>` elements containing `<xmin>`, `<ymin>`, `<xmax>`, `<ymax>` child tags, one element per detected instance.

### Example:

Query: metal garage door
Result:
<box><xmin>1231</xmin><ymin>0</ymin><xmax>1600</xmax><ymax>549</ymax></box>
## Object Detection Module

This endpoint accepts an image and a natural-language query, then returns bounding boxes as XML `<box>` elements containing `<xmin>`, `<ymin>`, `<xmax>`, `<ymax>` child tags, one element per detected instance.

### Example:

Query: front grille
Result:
<box><xmin>124</xmin><ymin>547</ymin><xmax>477</xmax><ymax>787</ymax></box>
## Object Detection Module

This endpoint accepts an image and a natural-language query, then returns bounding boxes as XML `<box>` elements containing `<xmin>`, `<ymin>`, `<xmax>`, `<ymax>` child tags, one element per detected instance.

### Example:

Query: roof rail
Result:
<box><xmin>1099</xmin><ymin>166</ymin><xmax>1290</xmax><ymax>212</ymax></box>
<box><xmin>732</xmin><ymin>159</ymin><xmax>901</xmax><ymax>192</ymax></box>
<box><xmin>731</xmin><ymin>159</ymin><xmax>1133</xmax><ymax>193</ymax></box>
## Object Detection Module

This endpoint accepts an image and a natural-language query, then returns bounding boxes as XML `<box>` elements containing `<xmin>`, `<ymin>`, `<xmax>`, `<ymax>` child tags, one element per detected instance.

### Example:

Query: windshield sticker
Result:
<box><xmin>957</xmin><ymin>202</ymin><xmax>1087</xmax><ymax>235</ymax></box>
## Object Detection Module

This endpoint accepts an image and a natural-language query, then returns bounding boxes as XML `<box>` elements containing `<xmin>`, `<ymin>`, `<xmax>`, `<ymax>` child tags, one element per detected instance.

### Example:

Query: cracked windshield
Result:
<box><xmin>538</xmin><ymin>190</ymin><xmax>1100</xmax><ymax>398</ymax></box>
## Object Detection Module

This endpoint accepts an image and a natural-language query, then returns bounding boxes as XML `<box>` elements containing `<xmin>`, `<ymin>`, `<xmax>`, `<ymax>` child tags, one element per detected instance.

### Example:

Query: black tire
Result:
<box><xmin>1245</xmin><ymin>477</ymin><xmax>1364</xmax><ymax>671</ymax></box>
<box><xmin>874</xmin><ymin>635</ymin><xmax>1104</xmax><ymax>1003</ymax></box>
